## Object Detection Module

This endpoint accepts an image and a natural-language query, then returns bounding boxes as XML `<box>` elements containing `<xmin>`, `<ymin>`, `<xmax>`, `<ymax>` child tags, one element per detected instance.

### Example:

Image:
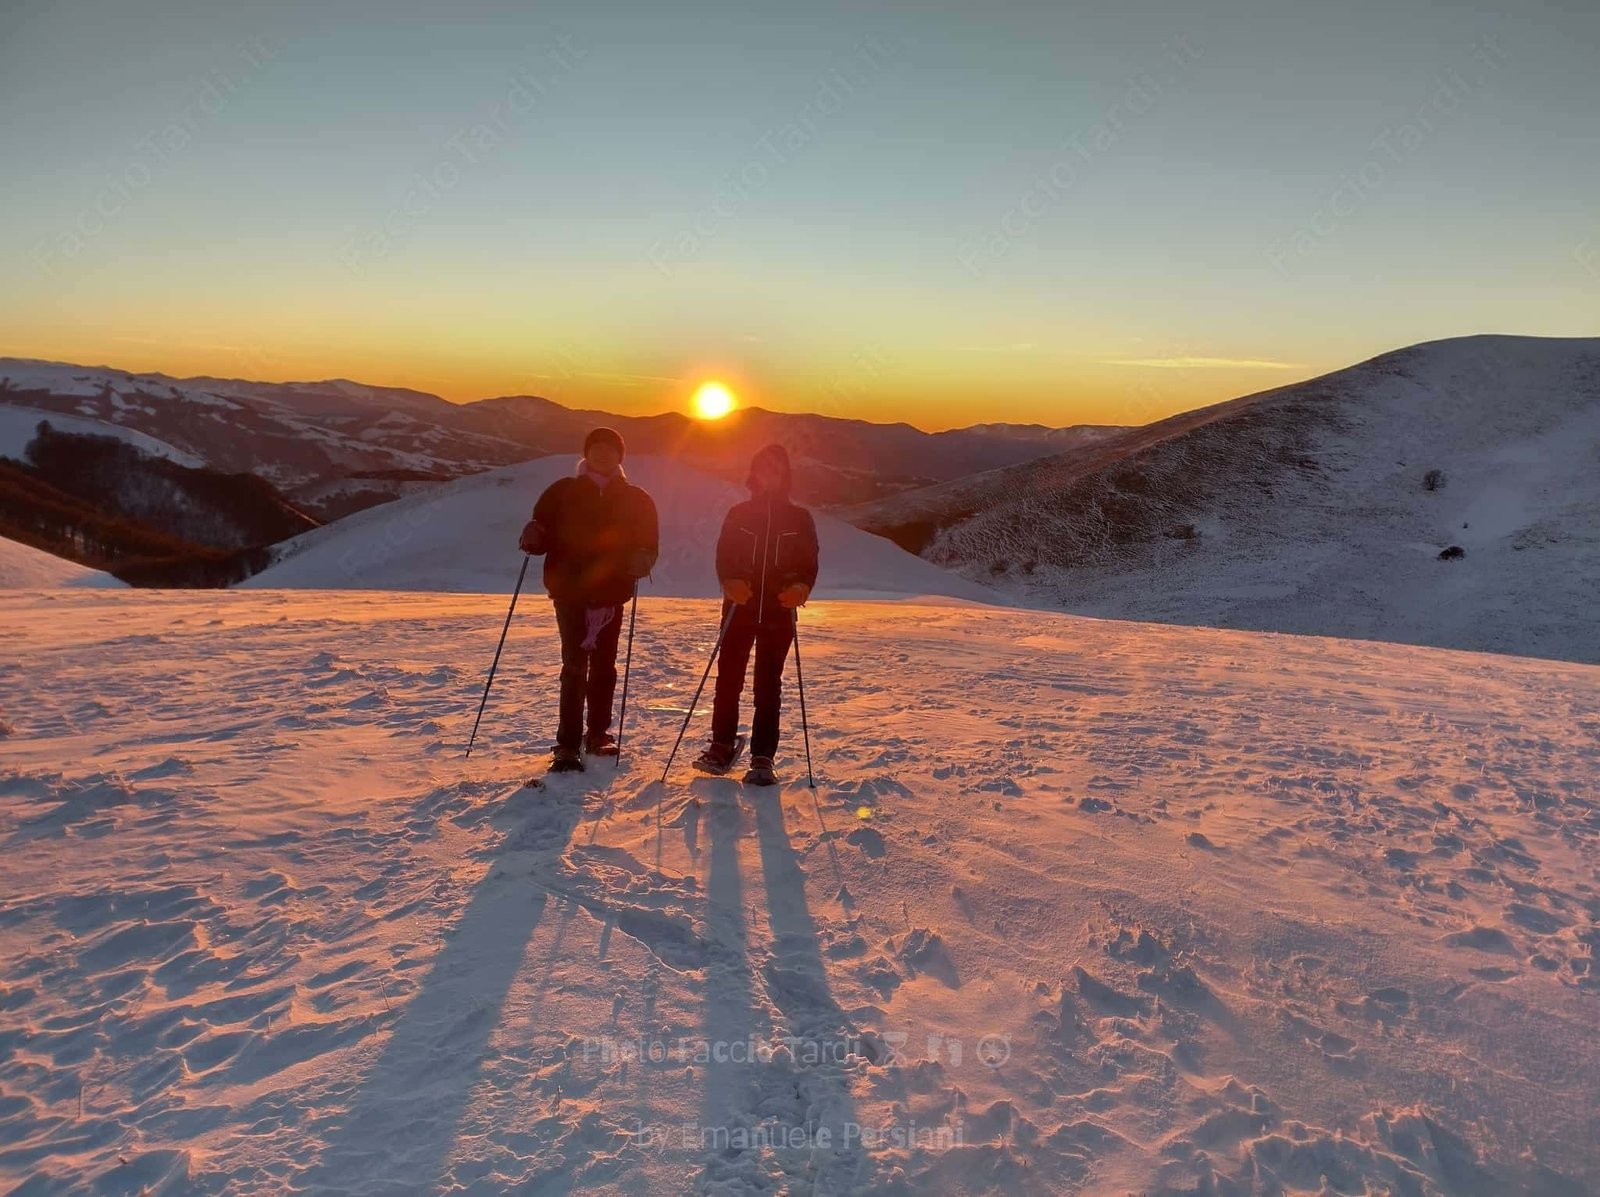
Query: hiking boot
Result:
<box><xmin>742</xmin><ymin>756</ymin><xmax>778</xmax><ymax>786</ymax></box>
<box><xmin>693</xmin><ymin>736</ymin><xmax>745</xmax><ymax>775</ymax></box>
<box><xmin>585</xmin><ymin>731</ymin><xmax>618</xmax><ymax>757</ymax></box>
<box><xmin>550</xmin><ymin>746</ymin><xmax>585</xmax><ymax>774</ymax></box>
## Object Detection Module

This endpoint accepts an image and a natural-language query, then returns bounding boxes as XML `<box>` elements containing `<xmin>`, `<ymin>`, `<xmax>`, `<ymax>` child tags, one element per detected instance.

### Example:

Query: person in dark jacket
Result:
<box><xmin>520</xmin><ymin>427</ymin><xmax>658</xmax><ymax>771</ymax></box>
<box><xmin>695</xmin><ymin>443</ymin><xmax>819</xmax><ymax>785</ymax></box>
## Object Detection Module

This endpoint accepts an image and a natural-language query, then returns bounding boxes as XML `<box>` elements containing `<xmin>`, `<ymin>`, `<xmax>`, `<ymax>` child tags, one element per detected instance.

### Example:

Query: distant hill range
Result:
<box><xmin>0</xmin><ymin>359</ymin><xmax>1112</xmax><ymax>517</ymax></box>
<box><xmin>840</xmin><ymin>335</ymin><xmax>1600</xmax><ymax>663</ymax></box>
<box><xmin>14</xmin><ymin>338</ymin><xmax>1596</xmax><ymax>664</ymax></box>
<box><xmin>0</xmin><ymin>357</ymin><xmax>1109</xmax><ymax>586</ymax></box>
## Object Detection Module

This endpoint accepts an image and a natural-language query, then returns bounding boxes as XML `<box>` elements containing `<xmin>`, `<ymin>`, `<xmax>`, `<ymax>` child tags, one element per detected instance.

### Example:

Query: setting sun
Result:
<box><xmin>691</xmin><ymin>380</ymin><xmax>736</xmax><ymax>420</ymax></box>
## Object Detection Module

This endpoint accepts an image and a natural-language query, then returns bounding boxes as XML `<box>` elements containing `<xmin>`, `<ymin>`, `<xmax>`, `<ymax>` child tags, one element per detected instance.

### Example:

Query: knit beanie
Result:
<box><xmin>583</xmin><ymin>426</ymin><xmax>626</xmax><ymax>459</ymax></box>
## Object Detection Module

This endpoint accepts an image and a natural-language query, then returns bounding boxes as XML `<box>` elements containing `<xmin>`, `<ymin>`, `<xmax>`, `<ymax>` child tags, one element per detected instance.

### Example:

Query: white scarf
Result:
<box><xmin>576</xmin><ymin>457</ymin><xmax>627</xmax><ymax>488</ymax></box>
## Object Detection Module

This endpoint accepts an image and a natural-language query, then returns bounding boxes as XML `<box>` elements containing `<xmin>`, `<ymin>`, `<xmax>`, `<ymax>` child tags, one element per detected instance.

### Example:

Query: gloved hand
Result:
<box><xmin>519</xmin><ymin>520</ymin><xmax>548</xmax><ymax>555</ymax></box>
<box><xmin>777</xmin><ymin>582</ymin><xmax>811</xmax><ymax>609</ymax></box>
<box><xmin>627</xmin><ymin>548</ymin><xmax>655</xmax><ymax>579</ymax></box>
<box><xmin>722</xmin><ymin>578</ymin><xmax>754</xmax><ymax>604</ymax></box>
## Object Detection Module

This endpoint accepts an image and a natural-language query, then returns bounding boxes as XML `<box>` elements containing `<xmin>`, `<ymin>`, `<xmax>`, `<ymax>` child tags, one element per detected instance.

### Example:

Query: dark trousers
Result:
<box><xmin>553</xmin><ymin>600</ymin><xmax>625</xmax><ymax>751</ymax></box>
<box><xmin>710</xmin><ymin>606</ymin><xmax>794</xmax><ymax>760</ymax></box>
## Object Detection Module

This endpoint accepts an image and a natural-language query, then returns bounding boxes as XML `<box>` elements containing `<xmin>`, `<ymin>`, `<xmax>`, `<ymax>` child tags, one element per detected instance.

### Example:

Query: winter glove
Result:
<box><xmin>777</xmin><ymin>582</ymin><xmax>811</xmax><ymax>609</ymax></box>
<box><xmin>518</xmin><ymin>520</ymin><xmax>548</xmax><ymax>555</ymax></box>
<box><xmin>722</xmin><ymin>578</ymin><xmax>754</xmax><ymax>605</ymax></box>
<box><xmin>627</xmin><ymin>548</ymin><xmax>655</xmax><ymax>579</ymax></box>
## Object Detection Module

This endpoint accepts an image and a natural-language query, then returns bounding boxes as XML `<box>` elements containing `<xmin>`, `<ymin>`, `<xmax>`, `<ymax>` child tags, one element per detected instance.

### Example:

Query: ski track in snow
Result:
<box><xmin>2</xmin><ymin>589</ymin><xmax>1598</xmax><ymax>1195</ymax></box>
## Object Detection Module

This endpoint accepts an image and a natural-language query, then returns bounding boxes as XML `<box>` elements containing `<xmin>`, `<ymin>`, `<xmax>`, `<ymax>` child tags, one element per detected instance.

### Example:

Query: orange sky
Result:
<box><xmin>2</xmin><ymin>323</ymin><xmax>1336</xmax><ymax>431</ymax></box>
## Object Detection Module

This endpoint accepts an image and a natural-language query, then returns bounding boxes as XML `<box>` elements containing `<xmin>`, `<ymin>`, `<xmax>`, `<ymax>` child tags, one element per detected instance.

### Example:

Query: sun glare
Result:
<box><xmin>691</xmin><ymin>380</ymin><xmax>736</xmax><ymax>420</ymax></box>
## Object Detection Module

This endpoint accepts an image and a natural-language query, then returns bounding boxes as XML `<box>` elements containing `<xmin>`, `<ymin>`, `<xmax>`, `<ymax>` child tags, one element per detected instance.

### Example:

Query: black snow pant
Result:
<box><xmin>710</xmin><ymin>604</ymin><xmax>794</xmax><ymax>760</ymax></box>
<box><xmin>553</xmin><ymin>599</ymin><xmax>625</xmax><ymax>751</ymax></box>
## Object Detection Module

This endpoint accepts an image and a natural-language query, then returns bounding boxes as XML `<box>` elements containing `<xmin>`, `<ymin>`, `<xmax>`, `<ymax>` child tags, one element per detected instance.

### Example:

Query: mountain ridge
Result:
<box><xmin>842</xmin><ymin>334</ymin><xmax>1600</xmax><ymax>663</ymax></box>
<box><xmin>0</xmin><ymin>357</ymin><xmax>1108</xmax><ymax>515</ymax></box>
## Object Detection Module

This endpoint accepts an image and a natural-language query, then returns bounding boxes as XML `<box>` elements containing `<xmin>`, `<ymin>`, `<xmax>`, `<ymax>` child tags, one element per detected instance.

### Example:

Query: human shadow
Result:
<box><xmin>299</xmin><ymin>783</ymin><xmax>583</xmax><ymax>1192</ymax></box>
<box><xmin>695</xmin><ymin>777</ymin><xmax>771</xmax><ymax>1190</ymax></box>
<box><xmin>752</xmin><ymin>788</ymin><xmax>874</xmax><ymax>1192</ymax></box>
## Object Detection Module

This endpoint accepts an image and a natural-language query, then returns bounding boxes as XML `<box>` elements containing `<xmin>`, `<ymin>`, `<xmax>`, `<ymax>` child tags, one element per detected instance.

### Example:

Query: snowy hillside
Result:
<box><xmin>246</xmin><ymin>455</ymin><xmax>1001</xmax><ymax>603</ymax></box>
<box><xmin>0</xmin><ymin>534</ymin><xmax>124</xmax><ymax>588</ymax></box>
<box><xmin>2</xmin><ymin>588</ymin><xmax>1597</xmax><ymax>1193</ymax></box>
<box><xmin>959</xmin><ymin>421</ymin><xmax>1126</xmax><ymax>447</ymax></box>
<box><xmin>0</xmin><ymin>359</ymin><xmax>532</xmax><ymax>516</ymax></box>
<box><xmin>844</xmin><ymin>336</ymin><xmax>1600</xmax><ymax>664</ymax></box>
<box><xmin>0</xmin><ymin>405</ymin><xmax>201</xmax><ymax>467</ymax></box>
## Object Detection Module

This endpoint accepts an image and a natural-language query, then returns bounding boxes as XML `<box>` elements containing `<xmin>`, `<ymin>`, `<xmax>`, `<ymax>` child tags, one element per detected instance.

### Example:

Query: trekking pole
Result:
<box><xmin>791</xmin><ymin>608</ymin><xmax>815</xmax><ymax>789</ymax></box>
<box><xmin>660</xmin><ymin>603</ymin><xmax>738</xmax><ymax>783</ymax></box>
<box><xmin>465</xmin><ymin>555</ymin><xmax>530</xmax><ymax>759</ymax></box>
<box><xmin>613</xmin><ymin>582</ymin><xmax>639</xmax><ymax>767</ymax></box>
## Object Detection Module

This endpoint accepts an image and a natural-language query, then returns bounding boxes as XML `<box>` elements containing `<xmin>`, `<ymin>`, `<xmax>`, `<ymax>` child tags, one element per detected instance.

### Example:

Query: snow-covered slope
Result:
<box><xmin>845</xmin><ymin>335</ymin><xmax>1600</xmax><ymax>664</ymax></box>
<box><xmin>0</xmin><ymin>535</ymin><xmax>124</xmax><ymax>588</ymax></box>
<box><xmin>2</xmin><ymin>589</ymin><xmax>1597</xmax><ymax>1193</ymax></box>
<box><xmin>245</xmin><ymin>455</ymin><xmax>1001</xmax><ymax>603</ymax></box>
<box><xmin>0</xmin><ymin>404</ymin><xmax>202</xmax><ymax>466</ymax></box>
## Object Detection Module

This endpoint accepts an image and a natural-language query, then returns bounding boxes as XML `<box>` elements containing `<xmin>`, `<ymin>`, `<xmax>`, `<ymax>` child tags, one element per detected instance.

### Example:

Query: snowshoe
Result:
<box><xmin>585</xmin><ymin>731</ymin><xmax>619</xmax><ymax>757</ymax></box>
<box><xmin>742</xmin><ymin>755</ymin><xmax>778</xmax><ymax>787</ymax></box>
<box><xmin>693</xmin><ymin>734</ymin><xmax>747</xmax><ymax>776</ymax></box>
<box><xmin>549</xmin><ymin>746</ymin><xmax>586</xmax><ymax>774</ymax></box>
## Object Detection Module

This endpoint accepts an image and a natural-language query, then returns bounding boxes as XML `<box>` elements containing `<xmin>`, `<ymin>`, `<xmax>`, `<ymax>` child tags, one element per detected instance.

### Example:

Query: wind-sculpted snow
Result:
<box><xmin>1</xmin><ymin>590</ymin><xmax>1597</xmax><ymax>1193</ymax></box>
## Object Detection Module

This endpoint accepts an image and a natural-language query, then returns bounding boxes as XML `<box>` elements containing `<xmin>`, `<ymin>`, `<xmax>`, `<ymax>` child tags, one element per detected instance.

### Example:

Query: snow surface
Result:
<box><xmin>0</xmin><ymin>404</ymin><xmax>202</xmax><ymax>467</ymax></box>
<box><xmin>0</xmin><ymin>535</ymin><xmax>124</xmax><ymax>589</ymax></box>
<box><xmin>3</xmin><ymin>588</ymin><xmax>1598</xmax><ymax>1194</ymax></box>
<box><xmin>245</xmin><ymin>455</ymin><xmax>1002</xmax><ymax>604</ymax></box>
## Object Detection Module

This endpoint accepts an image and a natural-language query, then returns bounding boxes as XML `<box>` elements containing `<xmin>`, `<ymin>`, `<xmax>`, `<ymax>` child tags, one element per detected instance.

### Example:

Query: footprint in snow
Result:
<box><xmin>845</xmin><ymin>825</ymin><xmax>885</xmax><ymax>857</ymax></box>
<box><xmin>1505</xmin><ymin>902</ymin><xmax>1570</xmax><ymax>935</ymax></box>
<box><xmin>1442</xmin><ymin>925</ymin><xmax>1515</xmax><ymax>953</ymax></box>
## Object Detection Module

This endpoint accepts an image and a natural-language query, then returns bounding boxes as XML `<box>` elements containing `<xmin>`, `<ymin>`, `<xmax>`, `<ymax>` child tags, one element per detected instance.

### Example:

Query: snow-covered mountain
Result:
<box><xmin>843</xmin><ymin>335</ymin><xmax>1600</xmax><ymax>664</ymax></box>
<box><xmin>247</xmin><ymin>455</ymin><xmax>1002</xmax><ymax>602</ymax></box>
<box><xmin>457</xmin><ymin>396</ymin><xmax>1122</xmax><ymax>507</ymax></box>
<box><xmin>4</xmin><ymin>587</ymin><xmax>1597</xmax><ymax>1193</ymax></box>
<box><xmin>0</xmin><ymin>533</ymin><xmax>124</xmax><ymax>588</ymax></box>
<box><xmin>0</xmin><ymin>358</ymin><xmax>1110</xmax><ymax>519</ymax></box>
<box><xmin>0</xmin><ymin>360</ymin><xmax>533</xmax><ymax>519</ymax></box>
<box><xmin>959</xmin><ymin>420</ymin><xmax>1125</xmax><ymax>446</ymax></box>
<box><xmin>0</xmin><ymin>404</ymin><xmax>201</xmax><ymax>466</ymax></box>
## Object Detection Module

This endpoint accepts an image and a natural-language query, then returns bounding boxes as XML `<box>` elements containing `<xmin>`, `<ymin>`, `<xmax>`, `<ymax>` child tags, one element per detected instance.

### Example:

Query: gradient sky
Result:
<box><xmin>2</xmin><ymin>0</ymin><xmax>1595</xmax><ymax>429</ymax></box>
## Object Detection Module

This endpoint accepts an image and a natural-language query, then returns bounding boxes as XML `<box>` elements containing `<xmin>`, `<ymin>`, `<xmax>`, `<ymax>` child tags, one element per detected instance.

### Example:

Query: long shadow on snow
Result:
<box><xmin>752</xmin><ymin>787</ymin><xmax>875</xmax><ymax>1193</ymax></box>
<box><xmin>695</xmin><ymin>779</ymin><xmax>772</xmax><ymax>1191</ymax></box>
<box><xmin>300</xmin><ymin>782</ymin><xmax>582</xmax><ymax>1192</ymax></box>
